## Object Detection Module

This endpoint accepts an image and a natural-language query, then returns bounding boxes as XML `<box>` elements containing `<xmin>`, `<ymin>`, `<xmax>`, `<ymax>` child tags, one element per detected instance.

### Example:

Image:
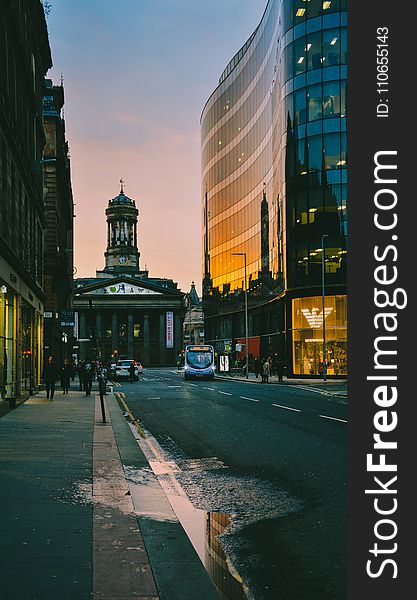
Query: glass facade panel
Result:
<box><xmin>201</xmin><ymin>0</ymin><xmax>347</xmax><ymax>376</ymax></box>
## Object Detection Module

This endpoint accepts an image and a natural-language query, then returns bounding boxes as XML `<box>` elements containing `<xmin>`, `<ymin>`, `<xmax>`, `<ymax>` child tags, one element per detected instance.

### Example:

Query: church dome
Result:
<box><xmin>109</xmin><ymin>180</ymin><xmax>135</xmax><ymax>206</ymax></box>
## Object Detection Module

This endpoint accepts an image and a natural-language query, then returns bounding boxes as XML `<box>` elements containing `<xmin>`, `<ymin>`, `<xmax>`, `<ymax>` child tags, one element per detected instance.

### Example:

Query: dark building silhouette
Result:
<box><xmin>0</xmin><ymin>0</ymin><xmax>53</xmax><ymax>405</ymax></box>
<box><xmin>42</xmin><ymin>78</ymin><xmax>75</xmax><ymax>365</ymax></box>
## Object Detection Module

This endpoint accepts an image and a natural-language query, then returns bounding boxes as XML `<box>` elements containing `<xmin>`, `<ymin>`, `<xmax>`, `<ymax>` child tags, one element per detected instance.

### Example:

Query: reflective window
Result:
<box><xmin>308</xmin><ymin>84</ymin><xmax>323</xmax><ymax>121</ymax></box>
<box><xmin>323</xmin><ymin>80</ymin><xmax>341</xmax><ymax>118</ymax></box>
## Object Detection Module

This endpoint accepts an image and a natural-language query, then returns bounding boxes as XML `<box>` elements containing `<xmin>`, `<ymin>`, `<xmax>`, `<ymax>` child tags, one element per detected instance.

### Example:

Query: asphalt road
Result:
<box><xmin>117</xmin><ymin>368</ymin><xmax>347</xmax><ymax>600</ymax></box>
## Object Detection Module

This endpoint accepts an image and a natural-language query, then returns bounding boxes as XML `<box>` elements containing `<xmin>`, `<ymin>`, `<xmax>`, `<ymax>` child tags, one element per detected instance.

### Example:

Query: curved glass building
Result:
<box><xmin>201</xmin><ymin>0</ymin><xmax>347</xmax><ymax>377</ymax></box>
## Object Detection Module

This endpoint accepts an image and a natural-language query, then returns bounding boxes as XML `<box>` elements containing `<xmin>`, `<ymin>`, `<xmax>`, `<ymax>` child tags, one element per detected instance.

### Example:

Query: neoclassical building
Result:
<box><xmin>73</xmin><ymin>185</ymin><xmax>185</xmax><ymax>366</ymax></box>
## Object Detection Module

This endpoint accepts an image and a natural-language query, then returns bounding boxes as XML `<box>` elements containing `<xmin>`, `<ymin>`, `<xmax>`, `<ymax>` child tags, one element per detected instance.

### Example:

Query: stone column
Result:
<box><xmin>79</xmin><ymin>312</ymin><xmax>86</xmax><ymax>339</ymax></box>
<box><xmin>127</xmin><ymin>313</ymin><xmax>134</xmax><ymax>358</ymax></box>
<box><xmin>159</xmin><ymin>312</ymin><xmax>165</xmax><ymax>365</ymax></box>
<box><xmin>143</xmin><ymin>313</ymin><xmax>150</xmax><ymax>365</ymax></box>
<box><xmin>112</xmin><ymin>313</ymin><xmax>118</xmax><ymax>356</ymax></box>
<box><xmin>96</xmin><ymin>312</ymin><xmax>102</xmax><ymax>358</ymax></box>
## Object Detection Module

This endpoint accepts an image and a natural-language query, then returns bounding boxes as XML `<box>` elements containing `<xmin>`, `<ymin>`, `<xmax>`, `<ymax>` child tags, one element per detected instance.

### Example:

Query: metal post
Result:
<box><xmin>244</xmin><ymin>254</ymin><xmax>248</xmax><ymax>380</ymax></box>
<box><xmin>188</xmin><ymin>292</ymin><xmax>192</xmax><ymax>345</ymax></box>
<box><xmin>232</xmin><ymin>252</ymin><xmax>249</xmax><ymax>379</ymax></box>
<box><xmin>321</xmin><ymin>235</ymin><xmax>328</xmax><ymax>382</ymax></box>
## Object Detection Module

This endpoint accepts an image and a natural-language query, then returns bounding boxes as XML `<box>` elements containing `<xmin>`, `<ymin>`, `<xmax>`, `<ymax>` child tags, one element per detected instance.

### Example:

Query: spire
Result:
<box><xmin>189</xmin><ymin>281</ymin><xmax>200</xmax><ymax>305</ymax></box>
<box><xmin>120</xmin><ymin>178</ymin><xmax>125</xmax><ymax>194</ymax></box>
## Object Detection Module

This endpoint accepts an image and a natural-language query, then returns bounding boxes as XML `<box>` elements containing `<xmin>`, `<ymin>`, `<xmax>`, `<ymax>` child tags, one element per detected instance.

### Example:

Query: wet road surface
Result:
<box><xmin>116</xmin><ymin>368</ymin><xmax>346</xmax><ymax>600</ymax></box>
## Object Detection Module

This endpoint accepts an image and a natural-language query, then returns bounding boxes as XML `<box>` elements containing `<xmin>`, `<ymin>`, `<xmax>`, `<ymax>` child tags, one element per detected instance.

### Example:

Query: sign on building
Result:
<box><xmin>60</xmin><ymin>309</ymin><xmax>75</xmax><ymax>327</ymax></box>
<box><xmin>166</xmin><ymin>311</ymin><xmax>174</xmax><ymax>348</ymax></box>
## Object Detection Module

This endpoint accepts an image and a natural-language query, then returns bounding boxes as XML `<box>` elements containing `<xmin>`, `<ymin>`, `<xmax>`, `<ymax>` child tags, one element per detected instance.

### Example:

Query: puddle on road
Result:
<box><xmin>127</xmin><ymin>422</ymin><xmax>248</xmax><ymax>600</ymax></box>
<box><xmin>162</xmin><ymin>485</ymin><xmax>247</xmax><ymax>600</ymax></box>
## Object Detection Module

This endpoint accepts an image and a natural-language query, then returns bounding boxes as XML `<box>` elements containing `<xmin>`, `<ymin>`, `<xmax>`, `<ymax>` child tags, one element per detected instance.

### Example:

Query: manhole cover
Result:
<box><xmin>177</xmin><ymin>457</ymin><xmax>228</xmax><ymax>472</ymax></box>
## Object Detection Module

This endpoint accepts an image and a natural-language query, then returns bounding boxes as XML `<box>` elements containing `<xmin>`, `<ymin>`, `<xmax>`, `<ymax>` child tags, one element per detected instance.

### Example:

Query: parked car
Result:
<box><xmin>115</xmin><ymin>360</ymin><xmax>142</xmax><ymax>381</ymax></box>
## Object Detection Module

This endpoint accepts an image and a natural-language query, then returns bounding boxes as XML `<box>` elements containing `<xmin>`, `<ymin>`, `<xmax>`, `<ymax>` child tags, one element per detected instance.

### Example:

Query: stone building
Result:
<box><xmin>0</xmin><ymin>0</ymin><xmax>52</xmax><ymax>407</ymax></box>
<box><xmin>73</xmin><ymin>185</ymin><xmax>185</xmax><ymax>366</ymax></box>
<box><xmin>42</xmin><ymin>78</ymin><xmax>74</xmax><ymax>365</ymax></box>
<box><xmin>183</xmin><ymin>282</ymin><xmax>205</xmax><ymax>347</ymax></box>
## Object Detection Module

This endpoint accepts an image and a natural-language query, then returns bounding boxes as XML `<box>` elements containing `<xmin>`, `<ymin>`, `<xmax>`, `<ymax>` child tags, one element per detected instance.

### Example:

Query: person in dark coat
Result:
<box><xmin>60</xmin><ymin>358</ymin><xmax>72</xmax><ymax>394</ymax></box>
<box><xmin>77</xmin><ymin>361</ymin><xmax>84</xmax><ymax>390</ymax></box>
<box><xmin>277</xmin><ymin>359</ymin><xmax>285</xmax><ymax>382</ymax></box>
<box><xmin>82</xmin><ymin>360</ymin><xmax>94</xmax><ymax>396</ymax></box>
<box><xmin>42</xmin><ymin>356</ymin><xmax>58</xmax><ymax>399</ymax></box>
<box><xmin>254</xmin><ymin>357</ymin><xmax>260</xmax><ymax>379</ymax></box>
<box><xmin>128</xmin><ymin>363</ymin><xmax>136</xmax><ymax>383</ymax></box>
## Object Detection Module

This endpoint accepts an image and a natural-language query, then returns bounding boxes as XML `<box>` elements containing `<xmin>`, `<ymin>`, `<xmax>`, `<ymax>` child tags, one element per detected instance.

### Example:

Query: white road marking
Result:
<box><xmin>168</xmin><ymin>385</ymin><xmax>182</xmax><ymax>388</ymax></box>
<box><xmin>240</xmin><ymin>396</ymin><xmax>260</xmax><ymax>402</ymax></box>
<box><xmin>272</xmin><ymin>403</ymin><xmax>301</xmax><ymax>413</ymax></box>
<box><xmin>319</xmin><ymin>414</ymin><xmax>347</xmax><ymax>423</ymax></box>
<box><xmin>218</xmin><ymin>391</ymin><xmax>232</xmax><ymax>396</ymax></box>
<box><xmin>188</xmin><ymin>383</ymin><xmax>198</xmax><ymax>387</ymax></box>
<box><xmin>203</xmin><ymin>387</ymin><xmax>215</xmax><ymax>391</ymax></box>
<box><xmin>147</xmin><ymin>397</ymin><xmax>161</xmax><ymax>400</ymax></box>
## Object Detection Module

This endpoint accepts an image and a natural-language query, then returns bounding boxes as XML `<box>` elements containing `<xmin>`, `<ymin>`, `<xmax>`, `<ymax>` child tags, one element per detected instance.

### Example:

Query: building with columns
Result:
<box><xmin>73</xmin><ymin>184</ymin><xmax>185</xmax><ymax>366</ymax></box>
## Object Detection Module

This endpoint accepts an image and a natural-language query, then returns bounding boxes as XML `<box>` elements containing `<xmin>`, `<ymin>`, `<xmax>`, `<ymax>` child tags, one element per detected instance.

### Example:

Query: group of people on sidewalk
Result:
<box><xmin>41</xmin><ymin>356</ymin><xmax>109</xmax><ymax>399</ymax></box>
<box><xmin>253</xmin><ymin>355</ymin><xmax>285</xmax><ymax>383</ymax></box>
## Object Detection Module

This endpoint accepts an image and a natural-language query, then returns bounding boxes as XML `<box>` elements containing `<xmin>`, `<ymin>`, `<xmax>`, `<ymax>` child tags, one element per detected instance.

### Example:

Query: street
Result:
<box><xmin>116</xmin><ymin>368</ymin><xmax>347</xmax><ymax>600</ymax></box>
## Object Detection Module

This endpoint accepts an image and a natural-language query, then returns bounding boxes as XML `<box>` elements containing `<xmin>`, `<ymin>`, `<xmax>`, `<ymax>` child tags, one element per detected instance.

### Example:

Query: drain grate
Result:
<box><xmin>177</xmin><ymin>457</ymin><xmax>228</xmax><ymax>472</ymax></box>
<box><xmin>93</xmin><ymin>441</ymin><xmax>112</xmax><ymax>447</ymax></box>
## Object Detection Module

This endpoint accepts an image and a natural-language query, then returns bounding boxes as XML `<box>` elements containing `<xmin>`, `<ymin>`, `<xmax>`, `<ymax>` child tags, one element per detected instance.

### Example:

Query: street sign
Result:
<box><xmin>60</xmin><ymin>309</ymin><xmax>75</xmax><ymax>327</ymax></box>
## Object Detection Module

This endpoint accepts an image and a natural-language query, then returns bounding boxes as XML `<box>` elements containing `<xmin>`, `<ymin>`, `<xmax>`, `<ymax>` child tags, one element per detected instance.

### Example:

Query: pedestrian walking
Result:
<box><xmin>254</xmin><ymin>357</ymin><xmax>260</xmax><ymax>379</ymax></box>
<box><xmin>42</xmin><ymin>356</ymin><xmax>58</xmax><ymax>399</ymax></box>
<box><xmin>77</xmin><ymin>361</ymin><xmax>84</xmax><ymax>390</ymax></box>
<box><xmin>277</xmin><ymin>359</ymin><xmax>285</xmax><ymax>383</ymax></box>
<box><xmin>82</xmin><ymin>360</ymin><xmax>94</xmax><ymax>396</ymax></box>
<box><xmin>71</xmin><ymin>361</ymin><xmax>77</xmax><ymax>381</ymax></box>
<box><xmin>262</xmin><ymin>358</ymin><xmax>271</xmax><ymax>384</ymax></box>
<box><xmin>272</xmin><ymin>354</ymin><xmax>278</xmax><ymax>377</ymax></box>
<box><xmin>60</xmin><ymin>358</ymin><xmax>72</xmax><ymax>394</ymax></box>
<box><xmin>128</xmin><ymin>363</ymin><xmax>136</xmax><ymax>383</ymax></box>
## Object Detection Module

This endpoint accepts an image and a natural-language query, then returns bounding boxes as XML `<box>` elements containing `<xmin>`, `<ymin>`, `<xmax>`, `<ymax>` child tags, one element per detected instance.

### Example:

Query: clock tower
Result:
<box><xmin>104</xmin><ymin>180</ymin><xmax>140</xmax><ymax>274</ymax></box>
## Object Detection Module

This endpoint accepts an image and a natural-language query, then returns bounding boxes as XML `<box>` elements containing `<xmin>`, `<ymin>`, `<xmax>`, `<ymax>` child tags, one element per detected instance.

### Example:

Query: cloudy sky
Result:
<box><xmin>46</xmin><ymin>0</ymin><xmax>266</xmax><ymax>293</ymax></box>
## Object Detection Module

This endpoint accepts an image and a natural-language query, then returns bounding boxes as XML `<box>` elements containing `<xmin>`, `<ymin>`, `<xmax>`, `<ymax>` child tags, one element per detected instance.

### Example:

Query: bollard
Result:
<box><xmin>7</xmin><ymin>395</ymin><xmax>16</xmax><ymax>410</ymax></box>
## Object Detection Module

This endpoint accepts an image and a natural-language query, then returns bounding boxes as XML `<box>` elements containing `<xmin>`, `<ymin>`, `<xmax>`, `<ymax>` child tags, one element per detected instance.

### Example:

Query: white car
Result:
<box><xmin>115</xmin><ymin>360</ymin><xmax>143</xmax><ymax>381</ymax></box>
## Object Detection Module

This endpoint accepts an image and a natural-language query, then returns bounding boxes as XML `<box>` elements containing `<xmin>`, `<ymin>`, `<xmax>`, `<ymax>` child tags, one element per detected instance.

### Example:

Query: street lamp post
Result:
<box><xmin>321</xmin><ymin>235</ymin><xmax>328</xmax><ymax>382</ymax></box>
<box><xmin>232</xmin><ymin>252</ymin><xmax>248</xmax><ymax>379</ymax></box>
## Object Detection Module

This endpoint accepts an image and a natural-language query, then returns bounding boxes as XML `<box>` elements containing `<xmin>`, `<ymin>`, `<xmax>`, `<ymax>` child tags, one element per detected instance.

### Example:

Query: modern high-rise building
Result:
<box><xmin>202</xmin><ymin>0</ymin><xmax>347</xmax><ymax>377</ymax></box>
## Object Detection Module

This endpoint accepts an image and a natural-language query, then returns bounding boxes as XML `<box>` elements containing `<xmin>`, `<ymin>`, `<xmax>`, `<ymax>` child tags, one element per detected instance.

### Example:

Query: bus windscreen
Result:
<box><xmin>186</xmin><ymin>349</ymin><xmax>213</xmax><ymax>369</ymax></box>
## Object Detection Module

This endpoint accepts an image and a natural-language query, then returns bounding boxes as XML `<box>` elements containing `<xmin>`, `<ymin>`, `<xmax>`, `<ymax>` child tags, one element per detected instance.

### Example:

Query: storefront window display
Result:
<box><xmin>292</xmin><ymin>295</ymin><xmax>347</xmax><ymax>375</ymax></box>
<box><xmin>0</xmin><ymin>284</ymin><xmax>15</xmax><ymax>400</ymax></box>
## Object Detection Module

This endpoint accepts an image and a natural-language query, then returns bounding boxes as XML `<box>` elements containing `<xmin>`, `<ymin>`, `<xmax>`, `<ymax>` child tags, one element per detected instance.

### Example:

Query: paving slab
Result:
<box><xmin>0</xmin><ymin>387</ymin><xmax>220</xmax><ymax>600</ymax></box>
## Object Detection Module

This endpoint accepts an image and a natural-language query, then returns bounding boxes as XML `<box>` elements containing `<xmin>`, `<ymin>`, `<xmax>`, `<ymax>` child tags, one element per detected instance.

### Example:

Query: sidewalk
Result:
<box><xmin>215</xmin><ymin>373</ymin><xmax>347</xmax><ymax>395</ymax></box>
<box><xmin>0</xmin><ymin>385</ymin><xmax>218</xmax><ymax>599</ymax></box>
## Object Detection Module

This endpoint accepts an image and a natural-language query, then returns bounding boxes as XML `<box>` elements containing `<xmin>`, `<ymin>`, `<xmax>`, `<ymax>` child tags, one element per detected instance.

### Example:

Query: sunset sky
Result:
<box><xmin>46</xmin><ymin>0</ymin><xmax>266</xmax><ymax>294</ymax></box>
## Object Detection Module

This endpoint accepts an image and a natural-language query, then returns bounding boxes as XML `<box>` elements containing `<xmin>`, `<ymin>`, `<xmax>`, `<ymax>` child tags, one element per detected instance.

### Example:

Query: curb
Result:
<box><xmin>107</xmin><ymin>392</ymin><xmax>219</xmax><ymax>600</ymax></box>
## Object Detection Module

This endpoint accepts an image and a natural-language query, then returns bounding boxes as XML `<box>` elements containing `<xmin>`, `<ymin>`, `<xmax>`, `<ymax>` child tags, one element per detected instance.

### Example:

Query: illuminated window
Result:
<box><xmin>323</xmin><ymin>1</ymin><xmax>332</xmax><ymax>9</ymax></box>
<box><xmin>296</xmin><ymin>8</ymin><xmax>306</xmax><ymax>17</ymax></box>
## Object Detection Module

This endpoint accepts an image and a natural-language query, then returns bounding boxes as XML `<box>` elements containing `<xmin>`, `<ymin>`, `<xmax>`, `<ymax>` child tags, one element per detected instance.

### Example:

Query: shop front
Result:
<box><xmin>292</xmin><ymin>295</ymin><xmax>347</xmax><ymax>376</ymax></box>
<box><xmin>0</xmin><ymin>279</ymin><xmax>43</xmax><ymax>404</ymax></box>
<box><xmin>0</xmin><ymin>283</ymin><xmax>15</xmax><ymax>402</ymax></box>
